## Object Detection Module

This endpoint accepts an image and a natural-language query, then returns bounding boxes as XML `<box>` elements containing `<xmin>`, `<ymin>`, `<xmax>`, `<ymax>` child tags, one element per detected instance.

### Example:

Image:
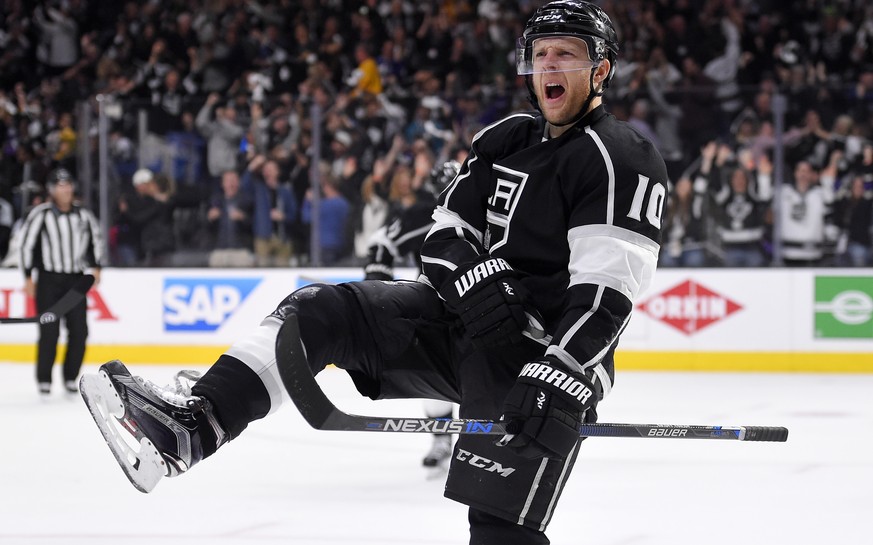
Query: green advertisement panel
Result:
<box><xmin>814</xmin><ymin>276</ymin><xmax>873</xmax><ymax>339</ymax></box>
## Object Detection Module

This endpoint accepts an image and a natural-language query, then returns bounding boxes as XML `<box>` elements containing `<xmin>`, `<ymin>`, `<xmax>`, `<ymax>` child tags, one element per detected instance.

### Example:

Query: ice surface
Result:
<box><xmin>0</xmin><ymin>361</ymin><xmax>869</xmax><ymax>545</ymax></box>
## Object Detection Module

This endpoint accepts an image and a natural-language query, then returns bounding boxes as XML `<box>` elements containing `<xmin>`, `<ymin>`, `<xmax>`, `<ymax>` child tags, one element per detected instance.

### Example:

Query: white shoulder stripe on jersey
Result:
<box><xmin>441</xmin><ymin>154</ymin><xmax>475</xmax><ymax>207</ymax></box>
<box><xmin>568</xmin><ymin>224</ymin><xmax>659</xmax><ymax>302</ymax></box>
<box><xmin>583</xmin><ymin>126</ymin><xmax>616</xmax><ymax>225</ymax></box>
<box><xmin>442</xmin><ymin>113</ymin><xmax>535</xmax><ymax>208</ymax></box>
<box><xmin>472</xmin><ymin>112</ymin><xmax>536</xmax><ymax>144</ymax></box>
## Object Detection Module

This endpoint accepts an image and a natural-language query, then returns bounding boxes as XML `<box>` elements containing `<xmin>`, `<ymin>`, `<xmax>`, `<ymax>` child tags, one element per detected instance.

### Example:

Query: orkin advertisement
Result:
<box><xmin>0</xmin><ymin>268</ymin><xmax>870</xmax><ymax>371</ymax></box>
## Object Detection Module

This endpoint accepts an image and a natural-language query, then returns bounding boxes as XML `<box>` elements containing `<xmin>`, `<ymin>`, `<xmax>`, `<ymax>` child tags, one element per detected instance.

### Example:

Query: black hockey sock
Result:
<box><xmin>192</xmin><ymin>355</ymin><xmax>272</xmax><ymax>442</ymax></box>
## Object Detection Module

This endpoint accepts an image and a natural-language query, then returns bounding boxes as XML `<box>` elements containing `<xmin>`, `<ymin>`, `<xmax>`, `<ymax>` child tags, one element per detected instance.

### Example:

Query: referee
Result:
<box><xmin>20</xmin><ymin>168</ymin><xmax>104</xmax><ymax>396</ymax></box>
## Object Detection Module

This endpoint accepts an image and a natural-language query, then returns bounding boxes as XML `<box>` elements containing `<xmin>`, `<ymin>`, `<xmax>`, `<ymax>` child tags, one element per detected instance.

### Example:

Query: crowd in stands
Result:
<box><xmin>1</xmin><ymin>0</ymin><xmax>873</xmax><ymax>269</ymax></box>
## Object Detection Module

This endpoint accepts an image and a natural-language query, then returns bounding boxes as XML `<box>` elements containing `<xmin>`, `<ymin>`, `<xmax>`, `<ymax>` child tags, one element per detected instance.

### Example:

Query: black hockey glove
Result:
<box><xmin>363</xmin><ymin>263</ymin><xmax>393</xmax><ymax>281</ymax></box>
<box><xmin>439</xmin><ymin>255</ymin><xmax>543</xmax><ymax>350</ymax></box>
<box><xmin>497</xmin><ymin>356</ymin><xmax>597</xmax><ymax>460</ymax></box>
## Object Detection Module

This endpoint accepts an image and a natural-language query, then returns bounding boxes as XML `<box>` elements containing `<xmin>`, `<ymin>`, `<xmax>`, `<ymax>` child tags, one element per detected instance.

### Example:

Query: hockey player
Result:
<box><xmin>363</xmin><ymin>160</ymin><xmax>462</xmax><ymax>471</ymax></box>
<box><xmin>80</xmin><ymin>3</ymin><xmax>667</xmax><ymax>544</ymax></box>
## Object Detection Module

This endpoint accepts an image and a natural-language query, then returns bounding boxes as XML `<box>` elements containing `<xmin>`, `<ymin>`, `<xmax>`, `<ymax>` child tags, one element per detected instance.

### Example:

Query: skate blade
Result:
<box><xmin>80</xmin><ymin>372</ymin><xmax>168</xmax><ymax>493</ymax></box>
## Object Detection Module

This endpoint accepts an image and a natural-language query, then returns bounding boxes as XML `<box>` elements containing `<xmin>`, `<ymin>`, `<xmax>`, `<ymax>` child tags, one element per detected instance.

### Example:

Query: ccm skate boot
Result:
<box><xmin>80</xmin><ymin>360</ymin><xmax>227</xmax><ymax>493</ymax></box>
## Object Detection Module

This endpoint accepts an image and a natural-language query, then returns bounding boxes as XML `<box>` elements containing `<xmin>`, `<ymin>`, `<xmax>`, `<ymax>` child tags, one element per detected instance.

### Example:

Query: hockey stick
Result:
<box><xmin>0</xmin><ymin>274</ymin><xmax>94</xmax><ymax>324</ymax></box>
<box><xmin>275</xmin><ymin>315</ymin><xmax>789</xmax><ymax>442</ymax></box>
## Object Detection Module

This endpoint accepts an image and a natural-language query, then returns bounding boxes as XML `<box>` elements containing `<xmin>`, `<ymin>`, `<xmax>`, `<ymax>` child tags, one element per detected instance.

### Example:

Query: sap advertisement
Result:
<box><xmin>0</xmin><ymin>268</ymin><xmax>870</xmax><ymax>370</ymax></box>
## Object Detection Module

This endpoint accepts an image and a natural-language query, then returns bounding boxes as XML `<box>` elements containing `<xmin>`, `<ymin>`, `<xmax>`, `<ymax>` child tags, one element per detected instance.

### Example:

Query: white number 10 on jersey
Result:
<box><xmin>627</xmin><ymin>174</ymin><xmax>666</xmax><ymax>228</ymax></box>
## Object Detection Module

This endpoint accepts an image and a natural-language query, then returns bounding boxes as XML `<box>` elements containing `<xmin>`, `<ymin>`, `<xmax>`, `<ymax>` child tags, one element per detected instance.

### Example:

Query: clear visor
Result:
<box><xmin>516</xmin><ymin>35</ymin><xmax>600</xmax><ymax>75</ymax></box>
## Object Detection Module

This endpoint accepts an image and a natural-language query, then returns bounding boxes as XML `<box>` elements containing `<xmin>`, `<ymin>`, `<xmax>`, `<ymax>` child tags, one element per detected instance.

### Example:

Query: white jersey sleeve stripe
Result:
<box><xmin>395</xmin><ymin>223</ymin><xmax>432</xmax><ymax>247</ymax></box>
<box><xmin>547</xmin><ymin>315</ymin><xmax>624</xmax><ymax>389</ymax></box>
<box><xmin>368</xmin><ymin>226</ymin><xmax>398</xmax><ymax>257</ymax></box>
<box><xmin>568</xmin><ymin>224</ymin><xmax>659</xmax><ymax>302</ymax></box>
<box><xmin>584</xmin><ymin>126</ymin><xmax>616</xmax><ymax>225</ymax></box>
<box><xmin>426</xmin><ymin>206</ymin><xmax>486</xmax><ymax>246</ymax></box>
<box><xmin>420</xmin><ymin>255</ymin><xmax>459</xmax><ymax>272</ymax></box>
<box><xmin>554</xmin><ymin>284</ymin><xmax>604</xmax><ymax>355</ymax></box>
<box><xmin>591</xmin><ymin>363</ymin><xmax>613</xmax><ymax>397</ymax></box>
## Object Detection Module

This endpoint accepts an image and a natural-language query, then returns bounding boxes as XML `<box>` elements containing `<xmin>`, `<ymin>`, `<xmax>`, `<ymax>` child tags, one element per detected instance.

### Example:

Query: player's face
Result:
<box><xmin>532</xmin><ymin>37</ymin><xmax>600</xmax><ymax>126</ymax></box>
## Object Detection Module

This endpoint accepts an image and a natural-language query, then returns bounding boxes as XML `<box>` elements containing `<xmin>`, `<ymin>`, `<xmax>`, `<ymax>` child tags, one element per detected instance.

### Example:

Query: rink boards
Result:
<box><xmin>0</xmin><ymin>267</ymin><xmax>871</xmax><ymax>372</ymax></box>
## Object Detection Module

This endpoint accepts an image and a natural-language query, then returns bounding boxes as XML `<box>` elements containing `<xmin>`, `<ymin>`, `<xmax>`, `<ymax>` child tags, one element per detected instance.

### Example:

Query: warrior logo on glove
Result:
<box><xmin>519</xmin><ymin>361</ymin><xmax>595</xmax><ymax>405</ymax></box>
<box><xmin>499</xmin><ymin>356</ymin><xmax>599</xmax><ymax>460</ymax></box>
<box><xmin>453</xmin><ymin>257</ymin><xmax>512</xmax><ymax>297</ymax></box>
<box><xmin>440</xmin><ymin>255</ymin><xmax>543</xmax><ymax>349</ymax></box>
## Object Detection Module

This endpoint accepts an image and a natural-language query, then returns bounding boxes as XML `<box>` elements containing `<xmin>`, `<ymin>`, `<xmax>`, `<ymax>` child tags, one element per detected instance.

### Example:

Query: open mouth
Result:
<box><xmin>545</xmin><ymin>83</ymin><xmax>565</xmax><ymax>100</ymax></box>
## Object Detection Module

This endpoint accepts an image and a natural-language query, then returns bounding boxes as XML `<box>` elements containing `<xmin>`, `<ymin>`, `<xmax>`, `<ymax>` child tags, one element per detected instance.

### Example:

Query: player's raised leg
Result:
<box><xmin>80</xmin><ymin>282</ymin><xmax>374</xmax><ymax>493</ymax></box>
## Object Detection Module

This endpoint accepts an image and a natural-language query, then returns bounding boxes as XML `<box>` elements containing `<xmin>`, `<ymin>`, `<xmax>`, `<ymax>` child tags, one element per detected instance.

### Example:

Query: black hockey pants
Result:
<box><xmin>272</xmin><ymin>280</ymin><xmax>596</xmax><ymax>544</ymax></box>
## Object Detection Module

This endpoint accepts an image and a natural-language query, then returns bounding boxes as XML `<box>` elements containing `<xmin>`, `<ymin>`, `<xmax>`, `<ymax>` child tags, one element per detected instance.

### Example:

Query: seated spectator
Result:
<box><xmin>207</xmin><ymin>170</ymin><xmax>254</xmax><ymax>268</ymax></box>
<box><xmin>244</xmin><ymin>155</ymin><xmax>298</xmax><ymax>267</ymax></box>
<box><xmin>302</xmin><ymin>162</ymin><xmax>351</xmax><ymax>266</ymax></box>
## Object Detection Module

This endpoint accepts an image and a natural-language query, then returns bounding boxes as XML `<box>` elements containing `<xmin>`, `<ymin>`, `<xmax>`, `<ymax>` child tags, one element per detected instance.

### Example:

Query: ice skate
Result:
<box><xmin>79</xmin><ymin>360</ymin><xmax>226</xmax><ymax>493</ymax></box>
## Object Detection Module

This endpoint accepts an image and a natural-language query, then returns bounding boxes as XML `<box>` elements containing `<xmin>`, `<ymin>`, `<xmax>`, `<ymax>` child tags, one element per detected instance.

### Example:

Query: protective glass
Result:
<box><xmin>516</xmin><ymin>35</ymin><xmax>600</xmax><ymax>75</ymax></box>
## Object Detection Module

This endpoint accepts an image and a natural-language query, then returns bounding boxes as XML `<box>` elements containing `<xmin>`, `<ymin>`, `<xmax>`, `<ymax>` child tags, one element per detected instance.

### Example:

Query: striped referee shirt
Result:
<box><xmin>19</xmin><ymin>202</ymin><xmax>104</xmax><ymax>278</ymax></box>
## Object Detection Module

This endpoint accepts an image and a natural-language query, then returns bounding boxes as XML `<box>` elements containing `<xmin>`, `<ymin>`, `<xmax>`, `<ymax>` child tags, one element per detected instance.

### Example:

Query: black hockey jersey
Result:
<box><xmin>365</xmin><ymin>194</ymin><xmax>437</xmax><ymax>280</ymax></box>
<box><xmin>420</xmin><ymin>106</ymin><xmax>667</xmax><ymax>394</ymax></box>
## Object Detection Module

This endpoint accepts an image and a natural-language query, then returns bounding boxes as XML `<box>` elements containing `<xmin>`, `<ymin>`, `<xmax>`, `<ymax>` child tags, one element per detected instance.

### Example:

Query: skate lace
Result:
<box><xmin>173</xmin><ymin>370</ymin><xmax>202</xmax><ymax>397</ymax></box>
<box><xmin>135</xmin><ymin>370</ymin><xmax>203</xmax><ymax>408</ymax></box>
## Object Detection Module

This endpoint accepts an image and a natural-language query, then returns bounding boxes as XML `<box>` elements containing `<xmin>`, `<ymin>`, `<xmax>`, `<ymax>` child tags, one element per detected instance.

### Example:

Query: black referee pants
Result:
<box><xmin>35</xmin><ymin>271</ymin><xmax>89</xmax><ymax>385</ymax></box>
